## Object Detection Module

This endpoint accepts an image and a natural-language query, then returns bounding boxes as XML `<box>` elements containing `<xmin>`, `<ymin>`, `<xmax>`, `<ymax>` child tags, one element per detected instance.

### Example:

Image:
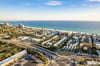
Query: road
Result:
<box><xmin>32</xmin><ymin>44</ymin><xmax>59</xmax><ymax>56</ymax></box>
<box><xmin>0</xmin><ymin>39</ymin><xmax>68</xmax><ymax>66</ymax></box>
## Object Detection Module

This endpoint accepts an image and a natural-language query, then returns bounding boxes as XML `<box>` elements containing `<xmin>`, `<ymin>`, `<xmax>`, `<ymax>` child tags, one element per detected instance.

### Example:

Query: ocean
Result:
<box><xmin>1</xmin><ymin>21</ymin><xmax>100</xmax><ymax>34</ymax></box>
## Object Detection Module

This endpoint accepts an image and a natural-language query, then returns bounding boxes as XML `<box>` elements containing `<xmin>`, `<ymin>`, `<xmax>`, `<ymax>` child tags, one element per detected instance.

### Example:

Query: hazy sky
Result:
<box><xmin>0</xmin><ymin>0</ymin><xmax>100</xmax><ymax>21</ymax></box>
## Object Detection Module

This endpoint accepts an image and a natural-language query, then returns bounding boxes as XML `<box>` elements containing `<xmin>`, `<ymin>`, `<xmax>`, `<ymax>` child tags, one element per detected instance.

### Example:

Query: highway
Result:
<box><xmin>32</xmin><ymin>44</ymin><xmax>60</xmax><ymax>56</ymax></box>
<box><xmin>0</xmin><ymin>39</ymin><xmax>67</xmax><ymax>66</ymax></box>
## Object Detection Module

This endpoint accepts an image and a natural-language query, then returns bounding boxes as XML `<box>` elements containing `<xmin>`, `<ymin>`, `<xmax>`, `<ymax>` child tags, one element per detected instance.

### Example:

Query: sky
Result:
<box><xmin>0</xmin><ymin>0</ymin><xmax>100</xmax><ymax>21</ymax></box>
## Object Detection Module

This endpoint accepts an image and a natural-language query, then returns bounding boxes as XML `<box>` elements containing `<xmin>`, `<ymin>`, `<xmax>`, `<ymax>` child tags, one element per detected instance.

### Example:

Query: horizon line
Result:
<box><xmin>0</xmin><ymin>20</ymin><xmax>100</xmax><ymax>22</ymax></box>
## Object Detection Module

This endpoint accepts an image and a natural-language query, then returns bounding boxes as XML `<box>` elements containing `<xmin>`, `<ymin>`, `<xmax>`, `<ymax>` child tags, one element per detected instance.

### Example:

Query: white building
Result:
<box><xmin>0</xmin><ymin>50</ymin><xmax>27</xmax><ymax>66</ymax></box>
<box><xmin>0</xmin><ymin>22</ymin><xmax>10</xmax><ymax>26</ymax></box>
<box><xmin>4</xmin><ymin>23</ymin><xmax>9</xmax><ymax>26</ymax></box>
<box><xmin>17</xmin><ymin>36</ymin><xmax>31</xmax><ymax>41</ymax></box>
<box><xmin>18</xmin><ymin>24</ymin><xmax>24</xmax><ymax>28</ymax></box>
<box><xmin>94</xmin><ymin>42</ymin><xmax>100</xmax><ymax>47</ymax></box>
<box><xmin>86</xmin><ymin>61</ymin><xmax>100</xmax><ymax>65</ymax></box>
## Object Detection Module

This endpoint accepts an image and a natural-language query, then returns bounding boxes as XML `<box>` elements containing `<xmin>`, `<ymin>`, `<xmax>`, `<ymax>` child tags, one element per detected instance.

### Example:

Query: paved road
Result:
<box><xmin>48</xmin><ymin>56</ymin><xmax>70</xmax><ymax>66</ymax></box>
<box><xmin>0</xmin><ymin>39</ymin><xmax>68</xmax><ymax>66</ymax></box>
<box><xmin>32</xmin><ymin>44</ymin><xmax>59</xmax><ymax>56</ymax></box>
<box><xmin>31</xmin><ymin>44</ymin><xmax>73</xmax><ymax>66</ymax></box>
<box><xmin>13</xmin><ymin>54</ymin><xmax>43</xmax><ymax>66</ymax></box>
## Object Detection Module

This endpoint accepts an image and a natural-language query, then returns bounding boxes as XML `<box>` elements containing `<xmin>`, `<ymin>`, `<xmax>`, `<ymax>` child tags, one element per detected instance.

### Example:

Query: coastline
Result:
<box><xmin>1</xmin><ymin>21</ymin><xmax>100</xmax><ymax>35</ymax></box>
<box><xmin>25</xmin><ymin>26</ymin><xmax>98</xmax><ymax>35</ymax></box>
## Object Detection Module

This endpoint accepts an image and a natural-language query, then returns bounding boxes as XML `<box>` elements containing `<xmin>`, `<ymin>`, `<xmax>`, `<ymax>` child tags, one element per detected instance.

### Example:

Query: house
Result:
<box><xmin>94</xmin><ymin>42</ymin><xmax>100</xmax><ymax>49</ymax></box>
<box><xmin>18</xmin><ymin>24</ymin><xmax>24</xmax><ymax>28</ymax></box>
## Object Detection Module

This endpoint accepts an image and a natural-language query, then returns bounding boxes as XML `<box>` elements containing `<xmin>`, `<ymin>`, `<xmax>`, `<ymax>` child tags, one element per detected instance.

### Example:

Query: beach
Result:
<box><xmin>1</xmin><ymin>21</ymin><xmax>100</xmax><ymax>34</ymax></box>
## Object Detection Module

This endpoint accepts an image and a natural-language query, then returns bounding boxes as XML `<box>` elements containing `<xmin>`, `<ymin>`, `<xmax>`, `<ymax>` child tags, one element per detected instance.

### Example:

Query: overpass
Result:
<box><xmin>32</xmin><ymin>44</ymin><xmax>60</xmax><ymax>59</ymax></box>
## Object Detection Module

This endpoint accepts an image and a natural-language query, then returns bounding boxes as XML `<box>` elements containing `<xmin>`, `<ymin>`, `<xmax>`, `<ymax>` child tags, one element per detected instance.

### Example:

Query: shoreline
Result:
<box><xmin>25</xmin><ymin>26</ymin><xmax>99</xmax><ymax>35</ymax></box>
<box><xmin>1</xmin><ymin>22</ymin><xmax>100</xmax><ymax>35</ymax></box>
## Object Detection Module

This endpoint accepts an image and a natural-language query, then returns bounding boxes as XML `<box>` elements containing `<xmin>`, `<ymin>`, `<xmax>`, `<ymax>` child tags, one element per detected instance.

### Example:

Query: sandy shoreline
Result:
<box><xmin>25</xmin><ymin>26</ymin><xmax>94</xmax><ymax>35</ymax></box>
<box><xmin>1</xmin><ymin>22</ymin><xmax>99</xmax><ymax>35</ymax></box>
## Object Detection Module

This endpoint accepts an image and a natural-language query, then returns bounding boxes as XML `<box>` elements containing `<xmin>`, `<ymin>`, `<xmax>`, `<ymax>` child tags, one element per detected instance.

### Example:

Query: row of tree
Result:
<box><xmin>27</xmin><ymin>49</ymin><xmax>49</xmax><ymax>66</ymax></box>
<box><xmin>0</xmin><ymin>41</ymin><xmax>24</xmax><ymax>61</ymax></box>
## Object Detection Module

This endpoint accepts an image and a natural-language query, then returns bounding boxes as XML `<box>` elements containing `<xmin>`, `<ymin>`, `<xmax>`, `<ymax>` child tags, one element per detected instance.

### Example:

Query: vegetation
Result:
<box><xmin>0</xmin><ymin>26</ymin><xmax>44</xmax><ymax>40</ymax></box>
<box><xmin>74</xmin><ymin>46</ymin><xmax>80</xmax><ymax>53</ymax></box>
<box><xmin>78</xmin><ymin>58</ymin><xmax>86</xmax><ymax>65</ymax></box>
<box><xmin>48</xmin><ymin>46</ymin><xmax>59</xmax><ymax>51</ymax></box>
<box><xmin>27</xmin><ymin>49</ymin><xmax>49</xmax><ymax>66</ymax></box>
<box><xmin>0</xmin><ymin>41</ymin><xmax>24</xmax><ymax>61</ymax></box>
<box><xmin>91</xmin><ymin>47</ymin><xmax>98</xmax><ymax>55</ymax></box>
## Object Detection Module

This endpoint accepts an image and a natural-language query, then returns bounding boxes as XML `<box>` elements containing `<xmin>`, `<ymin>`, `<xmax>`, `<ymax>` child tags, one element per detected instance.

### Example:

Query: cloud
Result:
<box><xmin>87</xmin><ymin>0</ymin><xmax>100</xmax><ymax>2</ymax></box>
<box><xmin>81</xmin><ymin>3</ymin><xmax>100</xmax><ymax>8</ymax></box>
<box><xmin>45</xmin><ymin>1</ymin><xmax>63</xmax><ymax>6</ymax></box>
